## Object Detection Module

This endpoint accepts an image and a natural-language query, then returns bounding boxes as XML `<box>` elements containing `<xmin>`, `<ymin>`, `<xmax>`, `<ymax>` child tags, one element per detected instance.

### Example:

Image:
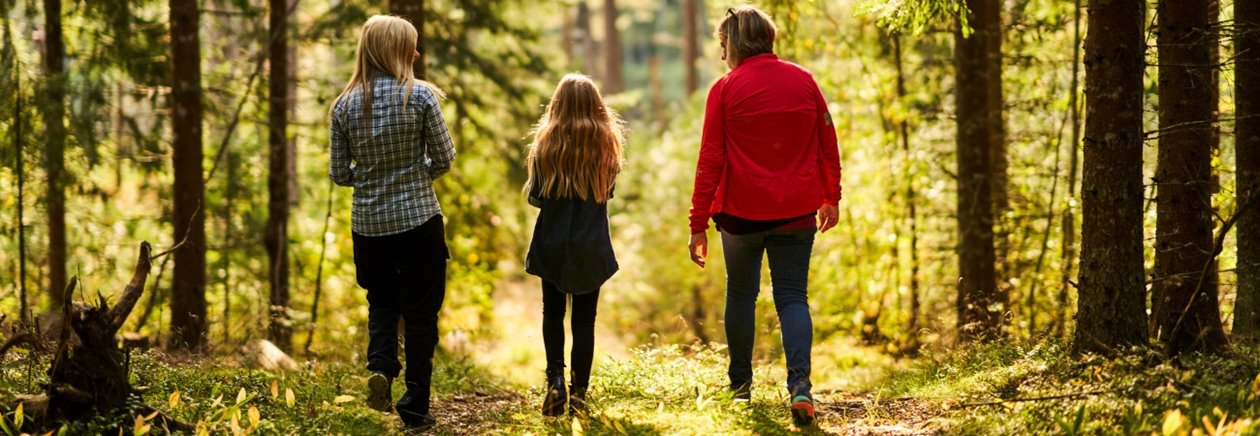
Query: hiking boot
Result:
<box><xmin>541</xmin><ymin>374</ymin><xmax>567</xmax><ymax>416</ymax></box>
<box><xmin>366</xmin><ymin>372</ymin><xmax>392</xmax><ymax>412</ymax></box>
<box><xmin>790</xmin><ymin>393</ymin><xmax>816</xmax><ymax>427</ymax></box>
<box><xmin>399</xmin><ymin>411</ymin><xmax>437</xmax><ymax>431</ymax></box>
<box><xmin>396</xmin><ymin>388</ymin><xmax>434</xmax><ymax>429</ymax></box>
<box><xmin>568</xmin><ymin>386</ymin><xmax>587</xmax><ymax>415</ymax></box>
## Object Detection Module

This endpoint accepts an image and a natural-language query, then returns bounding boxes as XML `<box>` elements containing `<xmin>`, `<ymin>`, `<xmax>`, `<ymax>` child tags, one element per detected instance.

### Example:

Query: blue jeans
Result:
<box><xmin>720</xmin><ymin>226</ymin><xmax>815</xmax><ymax>397</ymax></box>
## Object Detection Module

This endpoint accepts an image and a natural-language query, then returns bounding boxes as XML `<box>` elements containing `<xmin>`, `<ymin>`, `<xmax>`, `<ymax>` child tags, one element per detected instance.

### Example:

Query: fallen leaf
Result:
<box><xmin>248</xmin><ymin>405</ymin><xmax>260</xmax><ymax>428</ymax></box>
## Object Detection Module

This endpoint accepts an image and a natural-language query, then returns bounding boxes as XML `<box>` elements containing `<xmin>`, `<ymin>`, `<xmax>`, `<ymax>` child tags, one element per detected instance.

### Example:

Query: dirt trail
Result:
<box><xmin>464</xmin><ymin>279</ymin><xmax>629</xmax><ymax>386</ymax></box>
<box><xmin>438</xmin><ymin>280</ymin><xmax>944</xmax><ymax>435</ymax></box>
<box><xmin>817</xmin><ymin>392</ymin><xmax>944</xmax><ymax>435</ymax></box>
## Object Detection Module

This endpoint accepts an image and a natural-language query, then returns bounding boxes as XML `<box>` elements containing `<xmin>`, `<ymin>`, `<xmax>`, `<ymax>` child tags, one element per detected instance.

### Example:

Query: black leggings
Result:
<box><xmin>541</xmin><ymin>281</ymin><xmax>600</xmax><ymax>388</ymax></box>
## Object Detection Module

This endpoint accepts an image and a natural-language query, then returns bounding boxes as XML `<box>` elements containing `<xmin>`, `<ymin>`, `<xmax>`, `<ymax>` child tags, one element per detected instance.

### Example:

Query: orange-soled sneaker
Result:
<box><xmin>790</xmin><ymin>394</ymin><xmax>815</xmax><ymax>426</ymax></box>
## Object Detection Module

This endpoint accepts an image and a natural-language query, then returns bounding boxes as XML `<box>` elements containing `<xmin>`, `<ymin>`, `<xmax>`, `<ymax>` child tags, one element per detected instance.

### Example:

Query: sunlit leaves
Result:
<box><xmin>858</xmin><ymin>0</ymin><xmax>971</xmax><ymax>36</ymax></box>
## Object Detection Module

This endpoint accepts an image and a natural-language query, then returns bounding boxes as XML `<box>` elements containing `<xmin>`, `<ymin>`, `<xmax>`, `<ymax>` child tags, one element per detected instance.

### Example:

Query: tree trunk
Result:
<box><xmin>41</xmin><ymin>0</ymin><xmax>68</xmax><ymax>311</ymax></box>
<box><xmin>1055</xmin><ymin>0</ymin><xmax>1084</xmax><ymax>339</ymax></box>
<box><xmin>1235</xmin><ymin>0</ymin><xmax>1260</xmax><ymax>339</ymax></box>
<box><xmin>987</xmin><ymin>0</ymin><xmax>1009</xmax><ymax>325</ymax></box>
<box><xmin>286</xmin><ymin>0</ymin><xmax>299</xmax><ymax>207</ymax></box>
<box><xmin>649</xmin><ymin>12</ymin><xmax>666</xmax><ymax>132</ymax></box>
<box><xmin>576</xmin><ymin>2</ymin><xmax>598</xmax><ymax>80</ymax></box>
<box><xmin>1073</xmin><ymin>0</ymin><xmax>1148</xmax><ymax>355</ymax></box>
<box><xmin>1150</xmin><ymin>0</ymin><xmax>1227</xmax><ymax>356</ymax></box>
<box><xmin>168</xmin><ymin>0</ymin><xmax>207</xmax><ymax>351</ymax></box>
<box><xmin>893</xmin><ymin>34</ymin><xmax>921</xmax><ymax>351</ymax></box>
<box><xmin>954</xmin><ymin>0</ymin><xmax>1001</xmax><ymax>342</ymax></box>
<box><xmin>390</xmin><ymin>0</ymin><xmax>425</xmax><ymax>79</ymax></box>
<box><xmin>267</xmin><ymin>0</ymin><xmax>292</xmax><ymax>352</ymax></box>
<box><xmin>603</xmin><ymin>0</ymin><xmax>623</xmax><ymax>93</ymax></box>
<box><xmin>561</xmin><ymin>4</ymin><xmax>575</xmax><ymax>65</ymax></box>
<box><xmin>682</xmin><ymin>0</ymin><xmax>699</xmax><ymax>95</ymax></box>
<box><xmin>15</xmin><ymin>76</ymin><xmax>29</xmax><ymax>324</ymax></box>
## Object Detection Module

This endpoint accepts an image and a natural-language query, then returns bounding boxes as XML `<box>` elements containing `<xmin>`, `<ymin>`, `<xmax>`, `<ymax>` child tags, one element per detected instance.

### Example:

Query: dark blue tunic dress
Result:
<box><xmin>525</xmin><ymin>185</ymin><xmax>618</xmax><ymax>295</ymax></box>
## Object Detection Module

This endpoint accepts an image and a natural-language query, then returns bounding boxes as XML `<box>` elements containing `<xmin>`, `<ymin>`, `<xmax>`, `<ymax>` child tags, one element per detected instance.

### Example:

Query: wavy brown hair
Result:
<box><xmin>525</xmin><ymin>74</ymin><xmax>624</xmax><ymax>203</ymax></box>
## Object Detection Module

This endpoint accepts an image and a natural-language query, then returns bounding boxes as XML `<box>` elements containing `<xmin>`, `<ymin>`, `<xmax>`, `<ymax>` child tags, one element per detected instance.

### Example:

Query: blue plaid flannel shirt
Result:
<box><xmin>329</xmin><ymin>77</ymin><xmax>456</xmax><ymax>237</ymax></box>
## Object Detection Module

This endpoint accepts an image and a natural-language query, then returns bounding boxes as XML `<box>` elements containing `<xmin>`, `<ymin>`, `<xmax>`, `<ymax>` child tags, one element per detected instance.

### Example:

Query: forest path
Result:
<box><xmin>432</xmin><ymin>279</ymin><xmax>943</xmax><ymax>435</ymax></box>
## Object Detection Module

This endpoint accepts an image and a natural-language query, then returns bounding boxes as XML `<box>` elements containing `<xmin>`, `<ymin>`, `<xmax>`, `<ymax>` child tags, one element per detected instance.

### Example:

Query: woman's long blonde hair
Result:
<box><xmin>331</xmin><ymin>15</ymin><xmax>442</xmax><ymax>122</ymax></box>
<box><xmin>525</xmin><ymin>74</ymin><xmax>624</xmax><ymax>204</ymax></box>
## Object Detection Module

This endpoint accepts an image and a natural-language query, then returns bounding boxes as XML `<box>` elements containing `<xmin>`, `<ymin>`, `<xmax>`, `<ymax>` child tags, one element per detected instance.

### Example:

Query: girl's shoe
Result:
<box><xmin>790</xmin><ymin>394</ymin><xmax>816</xmax><ymax>426</ymax></box>
<box><xmin>541</xmin><ymin>375</ymin><xmax>567</xmax><ymax>416</ymax></box>
<box><xmin>568</xmin><ymin>386</ymin><xmax>587</xmax><ymax>415</ymax></box>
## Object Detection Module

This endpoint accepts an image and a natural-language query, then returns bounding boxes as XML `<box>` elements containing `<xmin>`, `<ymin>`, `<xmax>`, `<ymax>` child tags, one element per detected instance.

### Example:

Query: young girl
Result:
<box><xmin>524</xmin><ymin>74</ymin><xmax>624</xmax><ymax>416</ymax></box>
<box><xmin>328</xmin><ymin>15</ymin><xmax>455</xmax><ymax>430</ymax></box>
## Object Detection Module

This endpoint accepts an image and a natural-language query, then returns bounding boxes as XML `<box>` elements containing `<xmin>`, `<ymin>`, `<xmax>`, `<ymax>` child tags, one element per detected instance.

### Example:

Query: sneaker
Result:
<box><xmin>568</xmin><ymin>386</ymin><xmax>587</xmax><ymax>415</ymax></box>
<box><xmin>790</xmin><ymin>394</ymin><xmax>816</xmax><ymax>426</ymax></box>
<box><xmin>730</xmin><ymin>383</ymin><xmax>751</xmax><ymax>403</ymax></box>
<box><xmin>366</xmin><ymin>372</ymin><xmax>392</xmax><ymax>412</ymax></box>
<box><xmin>541</xmin><ymin>374</ymin><xmax>567</xmax><ymax>416</ymax></box>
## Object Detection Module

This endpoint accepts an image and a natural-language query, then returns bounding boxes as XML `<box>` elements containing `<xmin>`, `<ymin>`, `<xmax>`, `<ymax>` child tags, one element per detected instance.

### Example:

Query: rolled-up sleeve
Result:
<box><xmin>329</xmin><ymin>108</ymin><xmax>354</xmax><ymax>187</ymax></box>
<box><xmin>422</xmin><ymin>90</ymin><xmax>456</xmax><ymax>178</ymax></box>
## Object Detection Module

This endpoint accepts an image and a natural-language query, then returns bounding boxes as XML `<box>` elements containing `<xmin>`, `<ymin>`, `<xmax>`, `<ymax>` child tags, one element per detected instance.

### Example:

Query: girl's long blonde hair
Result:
<box><xmin>526</xmin><ymin>74</ymin><xmax>624</xmax><ymax>204</ymax></box>
<box><xmin>331</xmin><ymin>15</ymin><xmax>442</xmax><ymax>122</ymax></box>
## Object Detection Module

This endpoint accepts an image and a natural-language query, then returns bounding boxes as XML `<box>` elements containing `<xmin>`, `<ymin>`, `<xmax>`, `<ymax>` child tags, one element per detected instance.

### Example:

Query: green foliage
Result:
<box><xmin>858</xmin><ymin>0</ymin><xmax>970</xmax><ymax>36</ymax></box>
<box><xmin>879</xmin><ymin>340</ymin><xmax>1260</xmax><ymax>434</ymax></box>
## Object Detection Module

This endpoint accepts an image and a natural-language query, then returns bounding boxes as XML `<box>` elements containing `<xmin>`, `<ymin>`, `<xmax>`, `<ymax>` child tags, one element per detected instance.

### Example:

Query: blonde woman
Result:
<box><xmin>524</xmin><ymin>74</ymin><xmax>623</xmax><ymax>416</ymax></box>
<box><xmin>328</xmin><ymin>15</ymin><xmax>455</xmax><ymax>430</ymax></box>
<box><xmin>687</xmin><ymin>6</ymin><xmax>841</xmax><ymax>427</ymax></box>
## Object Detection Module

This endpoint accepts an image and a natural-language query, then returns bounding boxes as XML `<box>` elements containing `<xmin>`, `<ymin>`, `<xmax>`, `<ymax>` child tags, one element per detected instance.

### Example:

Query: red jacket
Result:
<box><xmin>689</xmin><ymin>54</ymin><xmax>842</xmax><ymax>234</ymax></box>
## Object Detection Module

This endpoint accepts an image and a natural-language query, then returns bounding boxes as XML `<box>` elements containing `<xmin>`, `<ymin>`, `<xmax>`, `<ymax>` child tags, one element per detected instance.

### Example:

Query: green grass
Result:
<box><xmin>3</xmin><ymin>339</ymin><xmax>1260</xmax><ymax>434</ymax></box>
<box><xmin>879</xmin><ymin>340</ymin><xmax>1260</xmax><ymax>434</ymax></box>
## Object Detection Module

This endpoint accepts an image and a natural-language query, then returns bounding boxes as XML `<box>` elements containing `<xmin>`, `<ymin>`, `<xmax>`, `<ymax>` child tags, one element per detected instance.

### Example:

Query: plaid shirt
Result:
<box><xmin>329</xmin><ymin>77</ymin><xmax>456</xmax><ymax>237</ymax></box>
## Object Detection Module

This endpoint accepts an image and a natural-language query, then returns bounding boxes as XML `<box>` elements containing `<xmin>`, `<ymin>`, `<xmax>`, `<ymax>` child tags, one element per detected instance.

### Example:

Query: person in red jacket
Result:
<box><xmin>686</xmin><ymin>5</ymin><xmax>841</xmax><ymax>427</ymax></box>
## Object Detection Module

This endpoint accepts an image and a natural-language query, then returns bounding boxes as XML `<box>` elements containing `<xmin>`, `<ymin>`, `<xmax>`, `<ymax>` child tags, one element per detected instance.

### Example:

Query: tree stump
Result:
<box><xmin>33</xmin><ymin>241</ymin><xmax>188</xmax><ymax>431</ymax></box>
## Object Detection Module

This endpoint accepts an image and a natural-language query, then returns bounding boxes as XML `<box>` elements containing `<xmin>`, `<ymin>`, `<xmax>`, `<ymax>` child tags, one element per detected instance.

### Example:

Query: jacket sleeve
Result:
<box><xmin>814</xmin><ymin>79</ymin><xmax>842</xmax><ymax>205</ymax></box>
<box><xmin>328</xmin><ymin>105</ymin><xmax>355</xmax><ymax>187</ymax></box>
<box><xmin>689</xmin><ymin>79</ymin><xmax>727</xmax><ymax>234</ymax></box>
<box><xmin>421</xmin><ymin>88</ymin><xmax>456</xmax><ymax>178</ymax></box>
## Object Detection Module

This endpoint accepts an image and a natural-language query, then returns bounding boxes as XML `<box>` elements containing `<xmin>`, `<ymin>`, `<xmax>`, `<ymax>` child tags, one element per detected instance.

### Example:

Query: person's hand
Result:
<box><xmin>818</xmin><ymin>204</ymin><xmax>839</xmax><ymax>233</ymax></box>
<box><xmin>689</xmin><ymin>232</ymin><xmax>708</xmax><ymax>268</ymax></box>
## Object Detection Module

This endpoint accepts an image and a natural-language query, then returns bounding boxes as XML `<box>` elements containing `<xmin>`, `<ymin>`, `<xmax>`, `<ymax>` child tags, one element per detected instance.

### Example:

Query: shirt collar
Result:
<box><xmin>739</xmin><ymin>53</ymin><xmax>779</xmax><ymax>66</ymax></box>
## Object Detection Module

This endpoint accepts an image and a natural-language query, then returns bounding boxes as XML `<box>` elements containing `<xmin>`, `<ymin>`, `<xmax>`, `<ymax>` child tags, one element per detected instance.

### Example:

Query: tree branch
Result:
<box><xmin>106</xmin><ymin>242</ymin><xmax>153</xmax><ymax>334</ymax></box>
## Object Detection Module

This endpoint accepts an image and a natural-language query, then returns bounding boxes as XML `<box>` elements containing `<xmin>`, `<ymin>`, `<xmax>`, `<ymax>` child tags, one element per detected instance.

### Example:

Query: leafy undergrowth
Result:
<box><xmin>0</xmin><ymin>339</ymin><xmax>929</xmax><ymax>435</ymax></box>
<box><xmin>3</xmin><ymin>339</ymin><xmax>1258</xmax><ymax>434</ymax></box>
<box><xmin>880</xmin><ymin>340</ymin><xmax>1260</xmax><ymax>434</ymax></box>
<box><xmin>0</xmin><ymin>350</ymin><xmax>506</xmax><ymax>435</ymax></box>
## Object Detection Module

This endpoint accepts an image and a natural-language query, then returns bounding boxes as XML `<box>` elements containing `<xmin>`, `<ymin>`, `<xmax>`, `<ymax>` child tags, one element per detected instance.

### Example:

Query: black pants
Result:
<box><xmin>353</xmin><ymin>216</ymin><xmax>448</xmax><ymax>413</ymax></box>
<box><xmin>541</xmin><ymin>281</ymin><xmax>600</xmax><ymax>388</ymax></box>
